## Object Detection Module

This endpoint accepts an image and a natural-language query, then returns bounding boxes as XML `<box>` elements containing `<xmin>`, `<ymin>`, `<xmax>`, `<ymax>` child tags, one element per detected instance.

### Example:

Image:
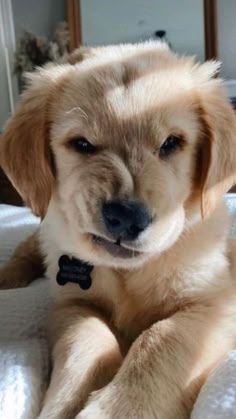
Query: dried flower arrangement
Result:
<box><xmin>14</xmin><ymin>22</ymin><xmax>70</xmax><ymax>90</ymax></box>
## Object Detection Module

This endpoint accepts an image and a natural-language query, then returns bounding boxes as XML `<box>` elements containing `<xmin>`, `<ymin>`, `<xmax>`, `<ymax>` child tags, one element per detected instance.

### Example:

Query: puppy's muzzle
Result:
<box><xmin>102</xmin><ymin>199</ymin><xmax>151</xmax><ymax>241</ymax></box>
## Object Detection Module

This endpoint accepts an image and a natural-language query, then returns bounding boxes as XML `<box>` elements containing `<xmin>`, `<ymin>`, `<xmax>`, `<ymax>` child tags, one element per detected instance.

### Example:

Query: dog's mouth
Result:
<box><xmin>92</xmin><ymin>234</ymin><xmax>141</xmax><ymax>258</ymax></box>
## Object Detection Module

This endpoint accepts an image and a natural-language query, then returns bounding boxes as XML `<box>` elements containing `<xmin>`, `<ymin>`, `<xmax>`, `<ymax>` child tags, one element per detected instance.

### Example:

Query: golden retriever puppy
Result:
<box><xmin>1</xmin><ymin>41</ymin><xmax>236</xmax><ymax>419</ymax></box>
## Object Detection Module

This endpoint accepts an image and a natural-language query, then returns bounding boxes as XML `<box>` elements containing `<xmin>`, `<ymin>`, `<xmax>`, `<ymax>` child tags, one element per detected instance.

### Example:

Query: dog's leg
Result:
<box><xmin>38</xmin><ymin>303</ymin><xmax>123</xmax><ymax>419</ymax></box>
<box><xmin>79</xmin><ymin>301</ymin><xmax>235</xmax><ymax>419</ymax></box>
<box><xmin>0</xmin><ymin>230</ymin><xmax>44</xmax><ymax>289</ymax></box>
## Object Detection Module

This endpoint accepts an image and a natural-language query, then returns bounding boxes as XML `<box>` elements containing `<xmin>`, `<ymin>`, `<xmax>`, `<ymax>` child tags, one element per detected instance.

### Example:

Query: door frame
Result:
<box><xmin>0</xmin><ymin>0</ymin><xmax>18</xmax><ymax>113</ymax></box>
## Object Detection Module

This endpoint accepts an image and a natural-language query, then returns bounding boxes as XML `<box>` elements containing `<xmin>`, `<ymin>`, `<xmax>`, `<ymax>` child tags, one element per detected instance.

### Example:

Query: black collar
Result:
<box><xmin>56</xmin><ymin>255</ymin><xmax>93</xmax><ymax>290</ymax></box>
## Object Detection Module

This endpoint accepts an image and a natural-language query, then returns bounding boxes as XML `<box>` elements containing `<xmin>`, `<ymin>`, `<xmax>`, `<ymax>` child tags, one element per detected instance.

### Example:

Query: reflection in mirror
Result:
<box><xmin>79</xmin><ymin>0</ymin><xmax>205</xmax><ymax>62</ymax></box>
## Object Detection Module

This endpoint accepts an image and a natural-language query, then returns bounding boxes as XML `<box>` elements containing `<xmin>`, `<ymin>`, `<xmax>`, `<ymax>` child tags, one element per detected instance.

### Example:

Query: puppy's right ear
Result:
<box><xmin>0</xmin><ymin>67</ymin><xmax>64</xmax><ymax>218</ymax></box>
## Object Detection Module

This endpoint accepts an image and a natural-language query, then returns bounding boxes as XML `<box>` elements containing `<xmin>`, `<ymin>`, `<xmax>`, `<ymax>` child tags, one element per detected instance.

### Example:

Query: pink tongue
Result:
<box><xmin>94</xmin><ymin>236</ymin><xmax>138</xmax><ymax>258</ymax></box>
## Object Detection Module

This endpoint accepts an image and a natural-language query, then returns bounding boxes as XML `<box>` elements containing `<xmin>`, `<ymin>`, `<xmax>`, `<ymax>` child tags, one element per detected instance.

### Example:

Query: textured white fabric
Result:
<box><xmin>0</xmin><ymin>205</ymin><xmax>40</xmax><ymax>265</ymax></box>
<box><xmin>0</xmin><ymin>198</ymin><xmax>236</xmax><ymax>418</ymax></box>
<box><xmin>0</xmin><ymin>205</ymin><xmax>50</xmax><ymax>419</ymax></box>
<box><xmin>191</xmin><ymin>195</ymin><xmax>236</xmax><ymax>418</ymax></box>
<box><xmin>191</xmin><ymin>351</ymin><xmax>236</xmax><ymax>419</ymax></box>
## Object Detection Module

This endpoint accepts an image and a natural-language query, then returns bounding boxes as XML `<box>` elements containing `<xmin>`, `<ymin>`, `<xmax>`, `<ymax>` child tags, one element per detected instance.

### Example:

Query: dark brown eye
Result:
<box><xmin>159</xmin><ymin>135</ymin><xmax>182</xmax><ymax>158</ymax></box>
<box><xmin>69</xmin><ymin>137</ymin><xmax>96</xmax><ymax>154</ymax></box>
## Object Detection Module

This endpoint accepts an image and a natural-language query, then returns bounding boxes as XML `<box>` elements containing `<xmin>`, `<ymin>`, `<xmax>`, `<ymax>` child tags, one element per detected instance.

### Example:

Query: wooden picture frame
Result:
<box><xmin>66</xmin><ymin>0</ymin><xmax>82</xmax><ymax>51</ymax></box>
<box><xmin>204</xmin><ymin>0</ymin><xmax>218</xmax><ymax>60</ymax></box>
<box><xmin>66</xmin><ymin>0</ymin><xmax>218</xmax><ymax>60</ymax></box>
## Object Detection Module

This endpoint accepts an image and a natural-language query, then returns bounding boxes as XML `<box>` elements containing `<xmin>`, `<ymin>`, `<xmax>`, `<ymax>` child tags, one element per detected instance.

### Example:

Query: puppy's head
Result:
<box><xmin>1</xmin><ymin>42</ymin><xmax>236</xmax><ymax>269</ymax></box>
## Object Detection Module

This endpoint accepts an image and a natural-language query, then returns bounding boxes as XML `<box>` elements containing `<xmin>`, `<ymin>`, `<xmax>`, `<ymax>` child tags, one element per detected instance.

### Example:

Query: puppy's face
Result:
<box><xmin>51</xmin><ymin>60</ymin><xmax>200</xmax><ymax>268</ymax></box>
<box><xmin>2</xmin><ymin>43</ymin><xmax>236</xmax><ymax>269</ymax></box>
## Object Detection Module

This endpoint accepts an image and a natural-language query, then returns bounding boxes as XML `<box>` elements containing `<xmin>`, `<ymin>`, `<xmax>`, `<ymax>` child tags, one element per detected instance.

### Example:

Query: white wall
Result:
<box><xmin>217</xmin><ymin>0</ymin><xmax>236</xmax><ymax>80</ymax></box>
<box><xmin>12</xmin><ymin>0</ymin><xmax>65</xmax><ymax>39</ymax></box>
<box><xmin>81</xmin><ymin>0</ymin><xmax>205</xmax><ymax>62</ymax></box>
<box><xmin>0</xmin><ymin>0</ymin><xmax>65</xmax><ymax>130</ymax></box>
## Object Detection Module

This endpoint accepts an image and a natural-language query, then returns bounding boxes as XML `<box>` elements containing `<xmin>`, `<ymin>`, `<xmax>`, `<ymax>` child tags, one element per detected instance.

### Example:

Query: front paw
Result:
<box><xmin>76</xmin><ymin>389</ymin><xmax>111</xmax><ymax>419</ymax></box>
<box><xmin>77</xmin><ymin>385</ymin><xmax>132</xmax><ymax>419</ymax></box>
<box><xmin>77</xmin><ymin>404</ymin><xmax>106</xmax><ymax>419</ymax></box>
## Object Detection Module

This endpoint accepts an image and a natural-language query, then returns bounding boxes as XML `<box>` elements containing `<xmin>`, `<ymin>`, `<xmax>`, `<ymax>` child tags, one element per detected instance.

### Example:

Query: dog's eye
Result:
<box><xmin>159</xmin><ymin>135</ymin><xmax>182</xmax><ymax>158</ymax></box>
<box><xmin>69</xmin><ymin>137</ymin><xmax>96</xmax><ymax>154</ymax></box>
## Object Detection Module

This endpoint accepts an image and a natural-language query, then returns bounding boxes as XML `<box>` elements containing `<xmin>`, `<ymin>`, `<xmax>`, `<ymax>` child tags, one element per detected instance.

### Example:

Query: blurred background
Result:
<box><xmin>0</xmin><ymin>0</ymin><xmax>236</xmax><ymax>202</ymax></box>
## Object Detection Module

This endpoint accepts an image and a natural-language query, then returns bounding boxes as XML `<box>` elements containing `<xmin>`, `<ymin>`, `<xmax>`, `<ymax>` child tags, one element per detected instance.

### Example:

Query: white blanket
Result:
<box><xmin>0</xmin><ymin>206</ymin><xmax>50</xmax><ymax>419</ymax></box>
<box><xmin>0</xmin><ymin>199</ymin><xmax>236</xmax><ymax>419</ymax></box>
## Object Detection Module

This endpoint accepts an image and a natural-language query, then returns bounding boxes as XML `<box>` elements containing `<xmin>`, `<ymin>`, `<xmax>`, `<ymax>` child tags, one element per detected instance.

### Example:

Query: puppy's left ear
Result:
<box><xmin>198</xmin><ymin>77</ymin><xmax>236</xmax><ymax>218</ymax></box>
<box><xmin>0</xmin><ymin>66</ymin><xmax>65</xmax><ymax>217</ymax></box>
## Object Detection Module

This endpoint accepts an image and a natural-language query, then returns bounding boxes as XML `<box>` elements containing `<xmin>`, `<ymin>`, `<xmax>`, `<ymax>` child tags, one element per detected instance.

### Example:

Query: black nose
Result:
<box><xmin>102</xmin><ymin>200</ymin><xmax>151</xmax><ymax>241</ymax></box>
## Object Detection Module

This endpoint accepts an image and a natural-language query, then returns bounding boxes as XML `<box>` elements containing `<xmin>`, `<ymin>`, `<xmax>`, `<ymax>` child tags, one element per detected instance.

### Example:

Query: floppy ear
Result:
<box><xmin>0</xmin><ymin>48</ymin><xmax>95</xmax><ymax>217</ymax></box>
<box><xmin>0</xmin><ymin>69</ymin><xmax>59</xmax><ymax>218</ymax></box>
<box><xmin>198</xmin><ymin>81</ymin><xmax>236</xmax><ymax>218</ymax></box>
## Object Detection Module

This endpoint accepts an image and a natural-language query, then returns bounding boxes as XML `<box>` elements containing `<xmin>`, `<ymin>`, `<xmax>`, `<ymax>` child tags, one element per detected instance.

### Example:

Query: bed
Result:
<box><xmin>0</xmin><ymin>198</ymin><xmax>236</xmax><ymax>418</ymax></box>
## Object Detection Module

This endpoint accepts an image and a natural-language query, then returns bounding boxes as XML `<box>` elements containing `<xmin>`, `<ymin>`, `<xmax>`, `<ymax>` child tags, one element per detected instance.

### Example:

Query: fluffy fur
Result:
<box><xmin>1</xmin><ymin>41</ymin><xmax>236</xmax><ymax>418</ymax></box>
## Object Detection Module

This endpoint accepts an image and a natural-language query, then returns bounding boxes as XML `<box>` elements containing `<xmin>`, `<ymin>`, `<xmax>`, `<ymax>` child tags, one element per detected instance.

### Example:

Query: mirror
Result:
<box><xmin>67</xmin><ymin>0</ymin><xmax>217</xmax><ymax>62</ymax></box>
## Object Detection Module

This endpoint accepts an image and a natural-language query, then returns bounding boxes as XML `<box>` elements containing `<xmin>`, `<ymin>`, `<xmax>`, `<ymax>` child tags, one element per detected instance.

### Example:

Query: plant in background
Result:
<box><xmin>14</xmin><ymin>22</ymin><xmax>70</xmax><ymax>91</ymax></box>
